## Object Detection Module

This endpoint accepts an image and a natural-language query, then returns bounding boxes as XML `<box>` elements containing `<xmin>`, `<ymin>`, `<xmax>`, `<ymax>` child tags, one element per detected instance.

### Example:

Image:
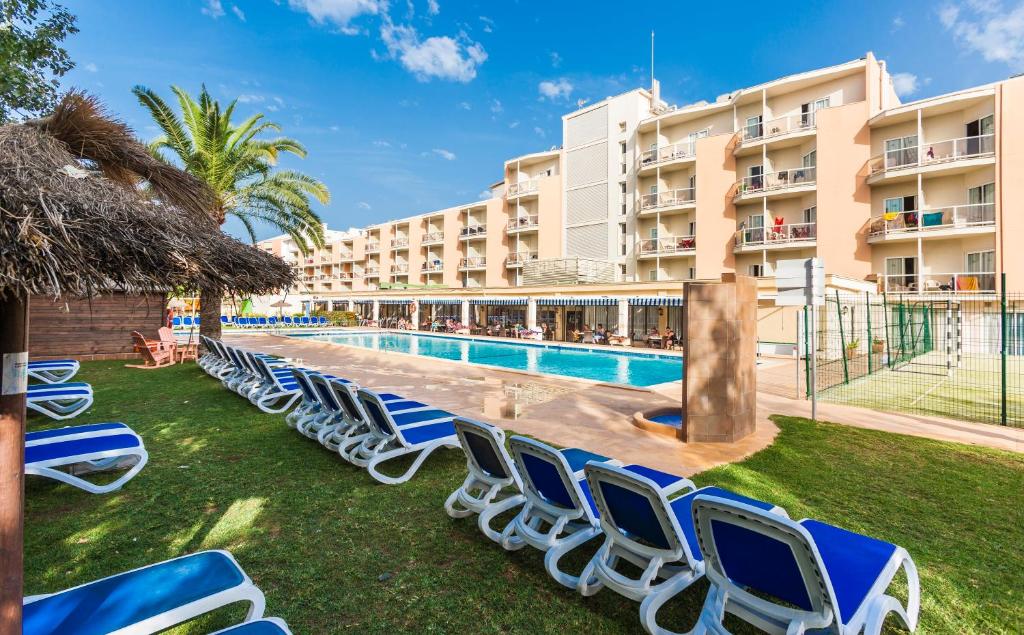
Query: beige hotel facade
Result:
<box><xmin>254</xmin><ymin>53</ymin><xmax>1023</xmax><ymax>342</ymax></box>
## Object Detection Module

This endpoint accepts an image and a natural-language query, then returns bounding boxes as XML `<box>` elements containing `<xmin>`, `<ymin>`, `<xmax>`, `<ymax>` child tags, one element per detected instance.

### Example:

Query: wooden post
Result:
<box><xmin>0</xmin><ymin>292</ymin><xmax>29</xmax><ymax>633</ymax></box>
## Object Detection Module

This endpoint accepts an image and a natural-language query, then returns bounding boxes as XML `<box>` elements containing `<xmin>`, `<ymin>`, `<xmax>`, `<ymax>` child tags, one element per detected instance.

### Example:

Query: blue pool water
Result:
<box><xmin>293</xmin><ymin>331</ymin><xmax>683</xmax><ymax>387</ymax></box>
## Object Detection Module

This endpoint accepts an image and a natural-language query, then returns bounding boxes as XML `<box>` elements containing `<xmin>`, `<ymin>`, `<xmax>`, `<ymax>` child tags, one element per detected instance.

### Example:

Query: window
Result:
<box><xmin>745</xmin><ymin>115</ymin><xmax>763</xmax><ymax>139</ymax></box>
<box><xmin>749</xmin><ymin>264</ymin><xmax>764</xmax><ymax>277</ymax></box>
<box><xmin>885</xmin><ymin>256</ymin><xmax>917</xmax><ymax>291</ymax></box>
<box><xmin>619</xmin><ymin>264</ymin><xmax>627</xmax><ymax>279</ymax></box>
<box><xmin>967</xmin><ymin>183</ymin><xmax>995</xmax><ymax>222</ymax></box>
<box><xmin>620</xmin><ymin>141</ymin><xmax>627</xmax><ymax>155</ymax></box>
<box><xmin>649</xmin><ymin>184</ymin><xmax>658</xmax><ymax>195</ymax></box>
<box><xmin>649</xmin><ymin>227</ymin><xmax>659</xmax><ymax>239</ymax></box>
<box><xmin>688</xmin><ymin>267</ymin><xmax>696</xmax><ymax>279</ymax></box>
<box><xmin>687</xmin><ymin>129</ymin><xmax>709</xmax><ymax>145</ymax></box>
<box><xmin>619</xmin><ymin>121</ymin><xmax>627</xmax><ymax>132</ymax></box>
<box><xmin>966</xmin><ymin>250</ymin><xmax>994</xmax><ymax>273</ymax></box>
<box><xmin>688</xmin><ymin>221</ymin><xmax>696</xmax><ymax>235</ymax></box>
<box><xmin>620</xmin><ymin>182</ymin><xmax>627</xmax><ymax>199</ymax></box>
<box><xmin>802</xmin><ymin>206</ymin><xmax>817</xmax><ymax>224</ymax></box>
<box><xmin>648</xmin><ymin>269</ymin><xmax>658</xmax><ymax>281</ymax></box>
<box><xmin>884</xmin><ymin>135</ymin><xmax>918</xmax><ymax>168</ymax></box>
<box><xmin>884</xmin><ymin>195</ymin><xmax>917</xmax><ymax>215</ymax></box>
<box><xmin>747</xmin><ymin>165</ymin><xmax>764</xmax><ymax>189</ymax></box>
<box><xmin>802</xmin><ymin>149</ymin><xmax>817</xmax><ymax>168</ymax></box>
<box><xmin>688</xmin><ymin>174</ymin><xmax>696</xmax><ymax>193</ymax></box>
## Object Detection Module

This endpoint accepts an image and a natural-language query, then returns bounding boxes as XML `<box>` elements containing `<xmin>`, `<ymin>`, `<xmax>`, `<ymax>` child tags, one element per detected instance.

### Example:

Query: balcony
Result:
<box><xmin>421</xmin><ymin>261</ymin><xmax>444</xmax><ymax>273</ymax></box>
<box><xmin>507</xmin><ymin>215</ymin><xmax>539</xmax><ymax>233</ymax></box>
<box><xmin>338</xmin><ymin>272</ymin><xmax>357</xmax><ymax>280</ymax></box>
<box><xmin>877</xmin><ymin>271</ymin><xmax>996</xmax><ymax>294</ymax></box>
<box><xmin>734</xmin><ymin>167</ymin><xmax>816</xmax><ymax>201</ymax></box>
<box><xmin>638</xmin><ymin>187</ymin><xmax>696</xmax><ymax>214</ymax></box>
<box><xmin>735</xmin><ymin>113</ymin><xmax>816</xmax><ymax>155</ymax></box>
<box><xmin>867</xmin><ymin>204</ymin><xmax>996</xmax><ymax>242</ymax></box>
<box><xmin>338</xmin><ymin>250</ymin><xmax>354</xmax><ymax>261</ymax></box>
<box><xmin>734</xmin><ymin>222</ymin><xmax>817</xmax><ymax>251</ymax></box>
<box><xmin>637</xmin><ymin>141</ymin><xmax>696</xmax><ymax>174</ymax></box>
<box><xmin>636</xmin><ymin>235</ymin><xmax>696</xmax><ymax>258</ymax></box>
<box><xmin>365</xmin><ymin>241</ymin><xmax>380</xmax><ymax>254</ymax></box>
<box><xmin>507</xmin><ymin>179</ymin><xmax>539</xmax><ymax>198</ymax></box>
<box><xmin>459</xmin><ymin>257</ymin><xmax>487</xmax><ymax>271</ymax></box>
<box><xmin>506</xmin><ymin>251</ymin><xmax>538</xmax><ymax>267</ymax></box>
<box><xmin>459</xmin><ymin>224</ymin><xmax>487</xmax><ymax>240</ymax></box>
<box><xmin>391</xmin><ymin>237</ymin><xmax>409</xmax><ymax>250</ymax></box>
<box><xmin>421</xmin><ymin>231</ymin><xmax>444</xmax><ymax>245</ymax></box>
<box><xmin>390</xmin><ymin>264</ymin><xmax>409</xmax><ymax>275</ymax></box>
<box><xmin>867</xmin><ymin>134</ymin><xmax>995</xmax><ymax>183</ymax></box>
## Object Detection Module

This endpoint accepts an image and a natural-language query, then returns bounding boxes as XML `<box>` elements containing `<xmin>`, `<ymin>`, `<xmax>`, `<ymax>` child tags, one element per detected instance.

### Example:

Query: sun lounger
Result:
<box><xmin>25</xmin><ymin>422</ymin><xmax>147</xmax><ymax>493</ymax></box>
<box><xmin>582</xmin><ymin>462</ymin><xmax>783</xmax><ymax>632</ymax></box>
<box><xmin>318</xmin><ymin>316</ymin><xmax>328</xmax><ymax>327</ymax></box>
<box><xmin>172</xmin><ymin>316</ymin><xmax>182</xmax><ymax>329</ymax></box>
<box><xmin>27</xmin><ymin>359</ymin><xmax>80</xmax><ymax>384</ymax></box>
<box><xmin>210</xmin><ymin>618</ymin><xmax>293</xmax><ymax>635</ymax></box>
<box><xmin>348</xmin><ymin>388</ymin><xmax>460</xmax><ymax>484</ymax></box>
<box><xmin>690</xmin><ymin>496</ymin><xmax>920</xmax><ymax>635</ymax></box>
<box><xmin>285</xmin><ymin>368</ymin><xmax>325</xmax><ymax>430</ymax></box>
<box><xmin>27</xmin><ymin>382</ymin><xmax>94</xmax><ymax>420</ymax></box>
<box><xmin>327</xmin><ymin>382</ymin><xmax>424</xmax><ymax>455</ymax></box>
<box><xmin>298</xmin><ymin>372</ymin><xmax>349</xmax><ymax>441</ymax></box>
<box><xmin>23</xmin><ymin>550</ymin><xmax>265</xmax><ymax>635</ymax></box>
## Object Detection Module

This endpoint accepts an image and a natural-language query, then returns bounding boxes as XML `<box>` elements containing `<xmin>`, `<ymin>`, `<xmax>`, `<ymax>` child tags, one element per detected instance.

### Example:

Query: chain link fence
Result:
<box><xmin>801</xmin><ymin>279</ymin><xmax>1022</xmax><ymax>426</ymax></box>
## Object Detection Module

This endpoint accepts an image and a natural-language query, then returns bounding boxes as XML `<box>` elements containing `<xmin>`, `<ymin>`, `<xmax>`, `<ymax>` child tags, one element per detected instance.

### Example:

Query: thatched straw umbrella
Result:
<box><xmin>0</xmin><ymin>93</ymin><xmax>293</xmax><ymax>629</ymax></box>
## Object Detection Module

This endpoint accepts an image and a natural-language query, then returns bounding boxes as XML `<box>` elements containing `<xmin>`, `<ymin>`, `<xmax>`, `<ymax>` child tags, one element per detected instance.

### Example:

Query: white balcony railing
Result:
<box><xmin>869</xmin><ymin>134</ymin><xmax>995</xmax><ymax>175</ymax></box>
<box><xmin>639</xmin><ymin>141</ymin><xmax>697</xmax><ymax>167</ymax></box>
<box><xmin>639</xmin><ymin>187</ymin><xmax>696</xmax><ymax>212</ymax></box>
<box><xmin>390</xmin><ymin>263</ymin><xmax>409</xmax><ymax>274</ymax></box>
<box><xmin>365</xmin><ymin>241</ymin><xmax>380</xmax><ymax>253</ymax></box>
<box><xmin>338</xmin><ymin>272</ymin><xmax>356</xmax><ymax>280</ymax></box>
<box><xmin>734</xmin><ymin>222</ymin><xmax>817</xmax><ymax>248</ymax></box>
<box><xmin>460</xmin><ymin>224</ymin><xmax>487</xmax><ymax>239</ymax></box>
<box><xmin>878</xmin><ymin>271</ymin><xmax>996</xmax><ymax>293</ymax></box>
<box><xmin>421</xmin><ymin>261</ymin><xmax>444</xmax><ymax>273</ymax></box>
<box><xmin>507</xmin><ymin>179</ymin><xmax>539</xmax><ymax>197</ymax></box>
<box><xmin>868</xmin><ymin>203</ymin><xmax>996</xmax><ymax>238</ymax></box>
<box><xmin>459</xmin><ymin>257</ymin><xmax>486</xmax><ymax>270</ymax></box>
<box><xmin>507</xmin><ymin>215</ymin><xmax>540</xmax><ymax>232</ymax></box>
<box><xmin>637</xmin><ymin>235</ymin><xmax>696</xmax><ymax>256</ymax></box>
<box><xmin>506</xmin><ymin>252</ymin><xmax>538</xmax><ymax>266</ymax></box>
<box><xmin>338</xmin><ymin>250</ymin><xmax>354</xmax><ymax>260</ymax></box>
<box><xmin>735</xmin><ymin>166</ymin><xmax>816</xmax><ymax>198</ymax></box>
<box><xmin>391</xmin><ymin>237</ymin><xmax>409</xmax><ymax>249</ymax></box>
<box><xmin>741</xmin><ymin>112</ymin><xmax>816</xmax><ymax>143</ymax></box>
<box><xmin>421</xmin><ymin>231</ymin><xmax>444</xmax><ymax>244</ymax></box>
<box><xmin>364</xmin><ymin>267</ymin><xmax>380</xmax><ymax>277</ymax></box>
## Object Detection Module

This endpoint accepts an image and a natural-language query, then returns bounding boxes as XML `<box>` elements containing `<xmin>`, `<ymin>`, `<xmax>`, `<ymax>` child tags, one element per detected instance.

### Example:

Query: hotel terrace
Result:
<box><xmin>255</xmin><ymin>52</ymin><xmax>1023</xmax><ymax>342</ymax></box>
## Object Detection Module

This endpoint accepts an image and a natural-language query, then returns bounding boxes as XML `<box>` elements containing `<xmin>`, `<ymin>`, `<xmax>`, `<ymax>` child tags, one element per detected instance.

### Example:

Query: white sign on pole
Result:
<box><xmin>775</xmin><ymin>258</ymin><xmax>824</xmax><ymax>421</ymax></box>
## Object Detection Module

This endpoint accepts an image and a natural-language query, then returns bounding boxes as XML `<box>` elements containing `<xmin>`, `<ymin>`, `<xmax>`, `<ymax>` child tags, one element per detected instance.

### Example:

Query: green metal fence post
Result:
<box><xmin>836</xmin><ymin>290</ymin><xmax>849</xmax><ymax>384</ymax></box>
<box><xmin>803</xmin><ymin>306</ymin><xmax>811</xmax><ymax>399</ymax></box>
<box><xmin>866</xmin><ymin>291</ymin><xmax>873</xmax><ymax>376</ymax></box>
<box><xmin>1001</xmin><ymin>272</ymin><xmax>1008</xmax><ymax>425</ymax></box>
<box><xmin>883</xmin><ymin>292</ymin><xmax>893</xmax><ymax>369</ymax></box>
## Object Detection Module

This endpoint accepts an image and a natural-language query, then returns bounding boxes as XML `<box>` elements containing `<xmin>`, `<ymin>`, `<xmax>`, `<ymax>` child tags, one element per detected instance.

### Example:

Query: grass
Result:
<box><xmin>25</xmin><ymin>361</ymin><xmax>1024</xmax><ymax>634</ymax></box>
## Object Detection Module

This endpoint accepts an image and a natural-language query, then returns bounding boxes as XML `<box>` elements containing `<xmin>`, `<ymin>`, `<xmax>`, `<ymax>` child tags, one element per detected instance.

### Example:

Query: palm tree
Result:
<box><xmin>133</xmin><ymin>84</ymin><xmax>329</xmax><ymax>337</ymax></box>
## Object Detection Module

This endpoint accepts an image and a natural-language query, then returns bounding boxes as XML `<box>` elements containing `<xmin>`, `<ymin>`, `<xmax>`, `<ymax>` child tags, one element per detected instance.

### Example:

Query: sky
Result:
<box><xmin>60</xmin><ymin>0</ymin><xmax>1024</xmax><ymax>241</ymax></box>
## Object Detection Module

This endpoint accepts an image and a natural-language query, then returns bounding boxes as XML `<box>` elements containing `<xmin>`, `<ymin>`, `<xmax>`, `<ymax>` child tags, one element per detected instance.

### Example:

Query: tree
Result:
<box><xmin>133</xmin><ymin>84</ymin><xmax>329</xmax><ymax>337</ymax></box>
<box><xmin>0</xmin><ymin>0</ymin><xmax>78</xmax><ymax>124</ymax></box>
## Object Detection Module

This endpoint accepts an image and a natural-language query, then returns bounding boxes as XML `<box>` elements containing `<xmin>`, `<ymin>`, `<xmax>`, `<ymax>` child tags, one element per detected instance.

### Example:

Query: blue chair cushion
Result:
<box><xmin>671</xmin><ymin>487</ymin><xmax>777</xmax><ymax>562</ymax></box>
<box><xmin>26</xmin><ymin>434</ymin><xmax>140</xmax><ymax>465</ymax></box>
<box><xmin>27</xmin><ymin>385</ymin><xmax>91</xmax><ymax>399</ymax></box>
<box><xmin>23</xmin><ymin>551</ymin><xmax>245</xmax><ymax>635</ymax></box>
<box><xmin>801</xmin><ymin>519</ymin><xmax>899</xmax><ymax>621</ymax></box>
<box><xmin>27</xmin><ymin>423</ymin><xmax>127</xmax><ymax>442</ymax></box>
<box><xmin>392</xmin><ymin>409</ymin><xmax>453</xmax><ymax>427</ymax></box>
<box><xmin>623</xmin><ymin>464</ymin><xmax>687</xmax><ymax>489</ymax></box>
<box><xmin>463</xmin><ymin>430</ymin><xmax>509</xmax><ymax>479</ymax></box>
<box><xmin>216</xmin><ymin>620</ymin><xmax>289</xmax><ymax>635</ymax></box>
<box><xmin>561</xmin><ymin>448</ymin><xmax>611</xmax><ymax>473</ymax></box>
<box><xmin>28</xmin><ymin>360</ymin><xmax>77</xmax><ymax>368</ymax></box>
<box><xmin>384</xmin><ymin>400</ymin><xmax>427</xmax><ymax>412</ymax></box>
<box><xmin>377</xmin><ymin>393</ymin><xmax>402</xmax><ymax>402</ymax></box>
<box><xmin>399</xmin><ymin>420</ymin><xmax>456</xmax><ymax>445</ymax></box>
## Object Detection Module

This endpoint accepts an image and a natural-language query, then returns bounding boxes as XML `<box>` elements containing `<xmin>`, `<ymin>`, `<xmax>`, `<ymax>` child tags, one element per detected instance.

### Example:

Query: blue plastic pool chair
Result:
<box><xmin>25</xmin><ymin>422</ymin><xmax>148</xmax><ymax>494</ymax></box>
<box><xmin>210</xmin><ymin>618</ymin><xmax>293</xmax><ymax>635</ymax></box>
<box><xmin>26</xmin><ymin>382</ymin><xmax>93</xmax><ymax>420</ymax></box>
<box><xmin>27</xmin><ymin>359</ymin><xmax>80</xmax><ymax>384</ymax></box>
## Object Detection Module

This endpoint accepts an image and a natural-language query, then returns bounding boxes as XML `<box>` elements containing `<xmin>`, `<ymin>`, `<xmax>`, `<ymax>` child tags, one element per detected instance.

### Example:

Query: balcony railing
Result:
<box><xmin>365</xmin><ymin>242</ymin><xmax>380</xmax><ymax>253</ymax></box>
<box><xmin>391</xmin><ymin>237</ymin><xmax>409</xmax><ymax>249</ymax></box>
<box><xmin>338</xmin><ymin>272</ymin><xmax>357</xmax><ymax>280</ymax></box>
<box><xmin>734</xmin><ymin>222</ymin><xmax>817</xmax><ymax>248</ymax></box>
<box><xmin>639</xmin><ymin>141</ymin><xmax>696</xmax><ymax>167</ymax></box>
<box><xmin>459</xmin><ymin>257</ymin><xmax>486</xmax><ymax>270</ymax></box>
<box><xmin>735</xmin><ymin>166</ymin><xmax>816</xmax><ymax>198</ymax></box>
<box><xmin>869</xmin><ymin>134</ymin><xmax>995</xmax><ymax>175</ymax></box>
<box><xmin>421</xmin><ymin>261</ymin><xmax>444</xmax><ymax>273</ymax></box>
<box><xmin>639</xmin><ymin>187</ymin><xmax>696</xmax><ymax>212</ymax></box>
<box><xmin>421</xmin><ymin>231</ymin><xmax>444</xmax><ymax>244</ymax></box>
<box><xmin>338</xmin><ymin>250</ymin><xmax>354</xmax><ymax>260</ymax></box>
<box><xmin>390</xmin><ymin>264</ymin><xmax>409</xmax><ymax>274</ymax></box>
<box><xmin>506</xmin><ymin>251</ymin><xmax>538</xmax><ymax>266</ymax></box>
<box><xmin>637</xmin><ymin>235</ymin><xmax>696</xmax><ymax>256</ymax></box>
<box><xmin>459</xmin><ymin>224</ymin><xmax>487</xmax><ymax>239</ymax></box>
<box><xmin>878</xmin><ymin>271</ymin><xmax>996</xmax><ymax>293</ymax></box>
<box><xmin>741</xmin><ymin>112</ymin><xmax>816</xmax><ymax>143</ymax></box>
<box><xmin>364</xmin><ymin>268</ymin><xmax>380</xmax><ymax>277</ymax></box>
<box><xmin>507</xmin><ymin>215</ymin><xmax>539</xmax><ymax>232</ymax></box>
<box><xmin>507</xmin><ymin>179</ymin><xmax>539</xmax><ymax>197</ymax></box>
<box><xmin>868</xmin><ymin>203</ymin><xmax>996</xmax><ymax>238</ymax></box>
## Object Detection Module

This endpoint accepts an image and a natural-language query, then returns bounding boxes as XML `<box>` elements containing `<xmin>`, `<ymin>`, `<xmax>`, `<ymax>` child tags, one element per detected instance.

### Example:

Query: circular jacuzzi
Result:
<box><xmin>632</xmin><ymin>407</ymin><xmax>683</xmax><ymax>439</ymax></box>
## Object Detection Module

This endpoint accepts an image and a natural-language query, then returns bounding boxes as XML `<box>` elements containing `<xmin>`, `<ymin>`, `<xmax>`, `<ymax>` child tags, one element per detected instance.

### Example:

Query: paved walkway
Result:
<box><xmin>222</xmin><ymin>332</ymin><xmax>1022</xmax><ymax>476</ymax></box>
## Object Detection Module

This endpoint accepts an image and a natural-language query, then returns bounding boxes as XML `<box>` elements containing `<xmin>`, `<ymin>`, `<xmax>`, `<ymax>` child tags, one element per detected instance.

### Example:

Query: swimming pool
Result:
<box><xmin>292</xmin><ymin>331</ymin><xmax>683</xmax><ymax>387</ymax></box>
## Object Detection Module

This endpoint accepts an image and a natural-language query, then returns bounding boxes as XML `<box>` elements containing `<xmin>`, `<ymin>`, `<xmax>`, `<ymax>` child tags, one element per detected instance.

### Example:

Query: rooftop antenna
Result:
<box><xmin>651</xmin><ymin>30</ymin><xmax>655</xmax><ymax>88</ymax></box>
<box><xmin>649</xmin><ymin>29</ymin><xmax>663</xmax><ymax>112</ymax></box>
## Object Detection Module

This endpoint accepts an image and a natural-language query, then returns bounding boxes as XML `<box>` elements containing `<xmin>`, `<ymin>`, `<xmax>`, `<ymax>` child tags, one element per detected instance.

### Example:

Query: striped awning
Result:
<box><xmin>536</xmin><ymin>297</ymin><xmax>618</xmax><ymax>306</ymax></box>
<box><xmin>420</xmin><ymin>298</ymin><xmax>463</xmax><ymax>305</ymax></box>
<box><xmin>629</xmin><ymin>296</ymin><xmax>684</xmax><ymax>307</ymax></box>
<box><xmin>378</xmin><ymin>298</ymin><xmax>415</xmax><ymax>305</ymax></box>
<box><xmin>352</xmin><ymin>300</ymin><xmax>374</xmax><ymax>305</ymax></box>
<box><xmin>470</xmin><ymin>298</ymin><xmax>528</xmax><ymax>305</ymax></box>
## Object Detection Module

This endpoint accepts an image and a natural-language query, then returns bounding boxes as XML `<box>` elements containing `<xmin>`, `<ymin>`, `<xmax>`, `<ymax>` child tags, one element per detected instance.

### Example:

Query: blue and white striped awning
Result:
<box><xmin>352</xmin><ymin>299</ymin><xmax>374</xmax><ymax>305</ymax></box>
<box><xmin>536</xmin><ymin>297</ymin><xmax>619</xmax><ymax>306</ymax></box>
<box><xmin>470</xmin><ymin>298</ymin><xmax>528</xmax><ymax>305</ymax></box>
<box><xmin>420</xmin><ymin>298</ymin><xmax>463</xmax><ymax>305</ymax></box>
<box><xmin>378</xmin><ymin>298</ymin><xmax>415</xmax><ymax>305</ymax></box>
<box><xmin>629</xmin><ymin>296</ymin><xmax>684</xmax><ymax>307</ymax></box>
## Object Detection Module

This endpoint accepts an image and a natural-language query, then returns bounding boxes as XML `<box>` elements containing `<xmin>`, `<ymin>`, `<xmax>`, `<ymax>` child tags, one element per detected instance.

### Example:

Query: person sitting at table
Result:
<box><xmin>595</xmin><ymin>324</ymin><xmax>607</xmax><ymax>344</ymax></box>
<box><xmin>540</xmin><ymin>323</ymin><xmax>551</xmax><ymax>340</ymax></box>
<box><xmin>663</xmin><ymin>328</ymin><xmax>678</xmax><ymax>349</ymax></box>
<box><xmin>647</xmin><ymin>327</ymin><xmax>661</xmax><ymax>348</ymax></box>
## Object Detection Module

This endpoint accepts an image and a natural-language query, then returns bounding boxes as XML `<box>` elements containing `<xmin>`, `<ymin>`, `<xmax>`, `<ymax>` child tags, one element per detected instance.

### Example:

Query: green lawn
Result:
<box><xmin>24</xmin><ymin>362</ymin><xmax>1024</xmax><ymax>633</ymax></box>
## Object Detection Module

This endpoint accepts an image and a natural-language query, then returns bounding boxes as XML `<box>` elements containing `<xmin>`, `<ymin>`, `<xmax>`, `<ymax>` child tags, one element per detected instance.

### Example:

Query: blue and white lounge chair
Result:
<box><xmin>690</xmin><ymin>496</ymin><xmax>920</xmax><ymax>635</ymax></box>
<box><xmin>27</xmin><ymin>359</ymin><xmax>80</xmax><ymax>384</ymax></box>
<box><xmin>27</xmin><ymin>382</ymin><xmax>93</xmax><ymax>420</ymax></box>
<box><xmin>221</xmin><ymin>315</ymin><xmax>230</xmax><ymax>326</ymax></box>
<box><xmin>299</xmin><ymin>373</ymin><xmax>349</xmax><ymax>441</ymax></box>
<box><xmin>25</xmin><ymin>422</ymin><xmax>147</xmax><ymax>494</ymax></box>
<box><xmin>23</xmin><ymin>550</ymin><xmax>265</xmax><ymax>635</ymax></box>
<box><xmin>282</xmin><ymin>316</ymin><xmax>293</xmax><ymax>327</ymax></box>
<box><xmin>318</xmin><ymin>316</ymin><xmax>328</xmax><ymax>327</ymax></box>
<box><xmin>348</xmin><ymin>388</ymin><xmax>460</xmax><ymax>484</ymax></box>
<box><xmin>504</xmin><ymin>436</ymin><xmax>623</xmax><ymax>593</ymax></box>
<box><xmin>327</xmin><ymin>382</ymin><xmax>425</xmax><ymax>455</ymax></box>
<box><xmin>211</xmin><ymin>618</ymin><xmax>293</xmax><ymax>635</ymax></box>
<box><xmin>183</xmin><ymin>316</ymin><xmax>194</xmax><ymax>329</ymax></box>
<box><xmin>268</xmin><ymin>316</ymin><xmax>278</xmax><ymax>328</ymax></box>
<box><xmin>301</xmin><ymin>316</ymin><xmax>311</xmax><ymax>327</ymax></box>
<box><xmin>285</xmin><ymin>368</ymin><xmax>325</xmax><ymax>430</ymax></box>
<box><xmin>582</xmin><ymin>462</ymin><xmax>784</xmax><ymax>633</ymax></box>
<box><xmin>246</xmin><ymin>354</ymin><xmax>304</xmax><ymax>413</ymax></box>
<box><xmin>258</xmin><ymin>317</ymin><xmax>268</xmax><ymax>328</ymax></box>
<box><xmin>172</xmin><ymin>316</ymin><xmax>182</xmax><ymax>329</ymax></box>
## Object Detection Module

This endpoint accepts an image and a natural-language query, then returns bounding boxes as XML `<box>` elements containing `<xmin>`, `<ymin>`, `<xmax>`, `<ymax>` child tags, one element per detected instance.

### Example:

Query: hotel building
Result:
<box><xmin>255</xmin><ymin>52</ymin><xmax>1023</xmax><ymax>343</ymax></box>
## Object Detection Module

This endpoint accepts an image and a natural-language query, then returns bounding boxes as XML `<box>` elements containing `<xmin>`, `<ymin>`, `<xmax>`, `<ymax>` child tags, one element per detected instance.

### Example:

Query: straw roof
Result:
<box><xmin>0</xmin><ymin>93</ymin><xmax>294</xmax><ymax>300</ymax></box>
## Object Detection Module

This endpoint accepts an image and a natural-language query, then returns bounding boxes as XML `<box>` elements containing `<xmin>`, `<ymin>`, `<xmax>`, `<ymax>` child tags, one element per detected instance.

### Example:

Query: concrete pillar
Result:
<box><xmin>411</xmin><ymin>300</ymin><xmax>420</xmax><ymax>329</ymax></box>
<box><xmin>526</xmin><ymin>299</ymin><xmax>537</xmax><ymax>330</ymax></box>
<box><xmin>347</xmin><ymin>300</ymin><xmax>354</xmax><ymax>312</ymax></box>
<box><xmin>617</xmin><ymin>300</ymin><xmax>630</xmax><ymax>336</ymax></box>
<box><xmin>461</xmin><ymin>300</ymin><xmax>470</xmax><ymax>326</ymax></box>
<box><xmin>372</xmin><ymin>300</ymin><xmax>380</xmax><ymax>324</ymax></box>
<box><xmin>682</xmin><ymin>274</ymin><xmax>757</xmax><ymax>443</ymax></box>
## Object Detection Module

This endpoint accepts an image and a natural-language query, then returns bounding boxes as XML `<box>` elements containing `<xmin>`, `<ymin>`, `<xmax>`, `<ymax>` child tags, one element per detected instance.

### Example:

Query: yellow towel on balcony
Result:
<box><xmin>883</xmin><ymin>212</ymin><xmax>899</xmax><ymax>222</ymax></box>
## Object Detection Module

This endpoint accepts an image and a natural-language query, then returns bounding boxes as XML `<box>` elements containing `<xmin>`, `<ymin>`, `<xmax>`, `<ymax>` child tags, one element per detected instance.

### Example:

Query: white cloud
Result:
<box><xmin>939</xmin><ymin>1</ymin><xmax>1024</xmax><ymax>68</ymax></box>
<box><xmin>232</xmin><ymin>5</ymin><xmax>246</xmax><ymax>21</ymax></box>
<box><xmin>478</xmin><ymin>189</ymin><xmax>492</xmax><ymax>200</ymax></box>
<box><xmin>329</xmin><ymin>125</ymin><xmax>340</xmax><ymax>131</ymax></box>
<box><xmin>533</xmin><ymin>126</ymin><xmax>545</xmax><ymax>138</ymax></box>
<box><xmin>237</xmin><ymin>93</ymin><xmax>265</xmax><ymax>103</ymax></box>
<box><xmin>372</xmin><ymin>139</ymin><xmax>392</xmax><ymax>147</ymax></box>
<box><xmin>508</xmin><ymin>120</ymin><xmax>520</xmax><ymax>129</ymax></box>
<box><xmin>538</xmin><ymin>78</ymin><xmax>573</xmax><ymax>100</ymax></box>
<box><xmin>379</xmin><ymin>21</ymin><xmax>487</xmax><ymax>82</ymax></box>
<box><xmin>457</xmin><ymin>101</ymin><xmax>471</xmax><ymax>110</ymax></box>
<box><xmin>83</xmin><ymin>62</ymin><xmax>98</xmax><ymax>73</ymax></box>
<box><xmin>202</xmin><ymin>0</ymin><xmax>225</xmax><ymax>18</ymax></box>
<box><xmin>427</xmin><ymin>0</ymin><xmax>440</xmax><ymax>16</ymax></box>
<box><xmin>891</xmin><ymin>72</ymin><xmax>920</xmax><ymax>97</ymax></box>
<box><xmin>357</xmin><ymin>201</ymin><xmax>372</xmax><ymax>209</ymax></box>
<box><xmin>891</xmin><ymin>15</ymin><xmax>904</xmax><ymax>30</ymax></box>
<box><xmin>286</xmin><ymin>0</ymin><xmax>384</xmax><ymax>30</ymax></box>
<box><xmin>489</xmin><ymin>98</ymin><xmax>502</xmax><ymax>114</ymax></box>
<box><xmin>479</xmin><ymin>15</ymin><xmax>494</xmax><ymax>33</ymax></box>
<box><xmin>432</xmin><ymin>148</ymin><xmax>456</xmax><ymax>160</ymax></box>
<box><xmin>550</xmin><ymin>51</ymin><xmax>562</xmax><ymax>68</ymax></box>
